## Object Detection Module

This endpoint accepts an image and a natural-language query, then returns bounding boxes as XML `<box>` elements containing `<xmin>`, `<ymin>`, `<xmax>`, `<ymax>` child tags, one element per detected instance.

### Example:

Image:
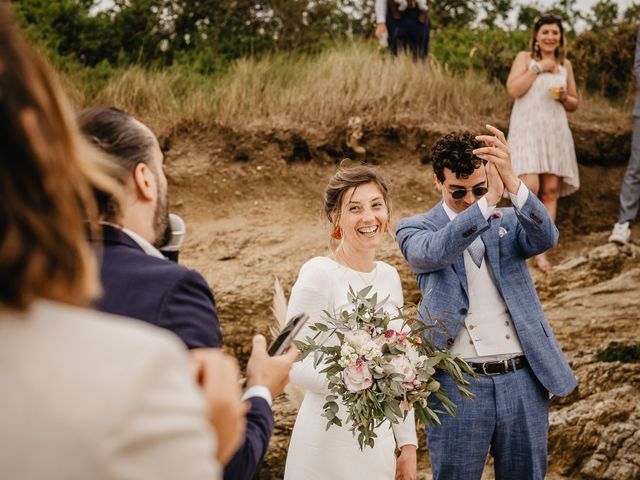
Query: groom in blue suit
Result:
<box><xmin>397</xmin><ymin>126</ymin><xmax>576</xmax><ymax>480</ymax></box>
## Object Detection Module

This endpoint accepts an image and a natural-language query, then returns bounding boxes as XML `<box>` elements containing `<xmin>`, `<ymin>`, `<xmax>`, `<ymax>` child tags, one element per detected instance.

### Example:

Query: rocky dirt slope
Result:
<box><xmin>164</xmin><ymin>124</ymin><xmax>639</xmax><ymax>479</ymax></box>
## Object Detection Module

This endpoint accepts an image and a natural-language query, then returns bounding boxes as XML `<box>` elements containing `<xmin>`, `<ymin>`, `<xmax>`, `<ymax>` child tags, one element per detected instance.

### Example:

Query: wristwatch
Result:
<box><xmin>530</xmin><ymin>62</ymin><xmax>542</xmax><ymax>75</ymax></box>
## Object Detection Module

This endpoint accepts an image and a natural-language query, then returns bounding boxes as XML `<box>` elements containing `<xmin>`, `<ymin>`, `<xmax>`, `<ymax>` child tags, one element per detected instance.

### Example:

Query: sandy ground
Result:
<box><xmin>164</xmin><ymin>127</ymin><xmax>640</xmax><ymax>479</ymax></box>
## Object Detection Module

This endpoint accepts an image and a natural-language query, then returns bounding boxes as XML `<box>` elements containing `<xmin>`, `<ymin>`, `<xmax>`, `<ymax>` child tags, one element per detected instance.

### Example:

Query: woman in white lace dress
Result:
<box><xmin>284</xmin><ymin>165</ymin><xmax>417</xmax><ymax>480</ymax></box>
<box><xmin>506</xmin><ymin>13</ymin><xmax>579</xmax><ymax>272</ymax></box>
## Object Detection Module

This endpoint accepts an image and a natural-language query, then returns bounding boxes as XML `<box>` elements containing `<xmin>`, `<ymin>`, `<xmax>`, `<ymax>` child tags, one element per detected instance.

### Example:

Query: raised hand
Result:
<box><xmin>473</xmin><ymin>124</ymin><xmax>520</xmax><ymax>195</ymax></box>
<box><xmin>484</xmin><ymin>161</ymin><xmax>504</xmax><ymax>207</ymax></box>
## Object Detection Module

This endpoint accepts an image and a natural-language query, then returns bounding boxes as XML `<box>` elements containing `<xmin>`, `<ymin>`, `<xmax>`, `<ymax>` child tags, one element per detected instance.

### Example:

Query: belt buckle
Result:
<box><xmin>481</xmin><ymin>361</ymin><xmax>503</xmax><ymax>376</ymax></box>
<box><xmin>482</xmin><ymin>360</ymin><xmax>509</xmax><ymax>377</ymax></box>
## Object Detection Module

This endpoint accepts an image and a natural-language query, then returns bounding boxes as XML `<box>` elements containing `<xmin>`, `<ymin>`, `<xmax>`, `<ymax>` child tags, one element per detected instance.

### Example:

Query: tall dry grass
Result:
<box><xmin>61</xmin><ymin>42</ymin><xmax>630</xmax><ymax>136</ymax></box>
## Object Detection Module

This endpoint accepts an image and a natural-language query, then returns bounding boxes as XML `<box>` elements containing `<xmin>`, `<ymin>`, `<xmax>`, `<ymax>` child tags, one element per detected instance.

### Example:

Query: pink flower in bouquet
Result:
<box><xmin>396</xmin><ymin>332</ymin><xmax>408</xmax><ymax>344</ymax></box>
<box><xmin>384</xmin><ymin>355</ymin><xmax>416</xmax><ymax>382</ymax></box>
<box><xmin>385</xmin><ymin>329</ymin><xmax>398</xmax><ymax>339</ymax></box>
<box><xmin>345</xmin><ymin>329</ymin><xmax>372</xmax><ymax>348</ymax></box>
<box><xmin>343</xmin><ymin>361</ymin><xmax>373</xmax><ymax>393</ymax></box>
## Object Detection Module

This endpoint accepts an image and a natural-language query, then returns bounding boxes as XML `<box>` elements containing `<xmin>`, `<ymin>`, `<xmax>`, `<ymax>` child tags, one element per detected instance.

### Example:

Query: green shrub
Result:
<box><xmin>595</xmin><ymin>342</ymin><xmax>640</xmax><ymax>363</ymax></box>
<box><xmin>572</xmin><ymin>22</ymin><xmax>636</xmax><ymax>100</ymax></box>
<box><xmin>431</xmin><ymin>28</ymin><xmax>529</xmax><ymax>84</ymax></box>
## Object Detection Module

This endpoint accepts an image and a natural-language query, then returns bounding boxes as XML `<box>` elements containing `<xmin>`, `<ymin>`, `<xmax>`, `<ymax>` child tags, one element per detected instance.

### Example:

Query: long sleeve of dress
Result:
<box><xmin>287</xmin><ymin>260</ymin><xmax>332</xmax><ymax>394</ymax></box>
<box><xmin>392</xmin><ymin>410</ymin><xmax>418</xmax><ymax>447</ymax></box>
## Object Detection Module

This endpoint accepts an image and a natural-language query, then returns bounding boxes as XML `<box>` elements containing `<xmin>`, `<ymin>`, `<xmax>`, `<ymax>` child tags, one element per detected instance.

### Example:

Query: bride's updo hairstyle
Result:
<box><xmin>324</xmin><ymin>162</ymin><xmax>392</xmax><ymax>248</ymax></box>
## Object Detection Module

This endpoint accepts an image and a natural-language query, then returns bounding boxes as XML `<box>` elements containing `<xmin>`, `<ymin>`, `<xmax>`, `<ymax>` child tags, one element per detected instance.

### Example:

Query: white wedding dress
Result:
<box><xmin>284</xmin><ymin>256</ymin><xmax>417</xmax><ymax>480</ymax></box>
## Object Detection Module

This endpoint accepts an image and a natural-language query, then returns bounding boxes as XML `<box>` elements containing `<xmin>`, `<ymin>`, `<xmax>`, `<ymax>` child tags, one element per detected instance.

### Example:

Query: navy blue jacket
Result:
<box><xmin>95</xmin><ymin>224</ymin><xmax>222</xmax><ymax>348</ymax></box>
<box><xmin>94</xmin><ymin>225</ymin><xmax>274</xmax><ymax>479</ymax></box>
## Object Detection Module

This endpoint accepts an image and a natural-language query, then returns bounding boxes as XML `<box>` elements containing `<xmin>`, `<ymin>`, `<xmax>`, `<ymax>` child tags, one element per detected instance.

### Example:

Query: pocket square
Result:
<box><xmin>499</xmin><ymin>227</ymin><xmax>508</xmax><ymax>237</ymax></box>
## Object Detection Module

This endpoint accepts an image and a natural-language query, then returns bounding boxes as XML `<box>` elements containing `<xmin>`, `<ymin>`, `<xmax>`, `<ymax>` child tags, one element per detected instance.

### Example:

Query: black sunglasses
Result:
<box><xmin>448</xmin><ymin>185</ymin><xmax>488</xmax><ymax>200</ymax></box>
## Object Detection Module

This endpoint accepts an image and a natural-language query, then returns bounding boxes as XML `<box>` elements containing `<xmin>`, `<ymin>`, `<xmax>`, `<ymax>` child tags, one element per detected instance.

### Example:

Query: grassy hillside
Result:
<box><xmin>58</xmin><ymin>42</ymin><xmax>632</xmax><ymax>137</ymax></box>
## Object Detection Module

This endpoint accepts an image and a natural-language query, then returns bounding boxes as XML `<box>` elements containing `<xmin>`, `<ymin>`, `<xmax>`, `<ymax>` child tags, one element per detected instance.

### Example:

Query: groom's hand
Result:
<box><xmin>484</xmin><ymin>162</ymin><xmax>504</xmax><ymax>207</ymax></box>
<box><xmin>473</xmin><ymin>124</ymin><xmax>521</xmax><ymax>195</ymax></box>
<box><xmin>246</xmin><ymin>334</ymin><xmax>298</xmax><ymax>399</ymax></box>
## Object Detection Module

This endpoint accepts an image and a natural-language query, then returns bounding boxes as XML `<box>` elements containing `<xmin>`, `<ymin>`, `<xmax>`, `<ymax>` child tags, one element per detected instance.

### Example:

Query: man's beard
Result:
<box><xmin>153</xmin><ymin>183</ymin><xmax>171</xmax><ymax>249</ymax></box>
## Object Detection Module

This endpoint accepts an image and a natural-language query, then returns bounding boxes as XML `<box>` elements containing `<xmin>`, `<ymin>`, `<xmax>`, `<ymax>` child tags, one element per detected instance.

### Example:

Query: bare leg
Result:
<box><xmin>534</xmin><ymin>174</ymin><xmax>561</xmax><ymax>273</ymax></box>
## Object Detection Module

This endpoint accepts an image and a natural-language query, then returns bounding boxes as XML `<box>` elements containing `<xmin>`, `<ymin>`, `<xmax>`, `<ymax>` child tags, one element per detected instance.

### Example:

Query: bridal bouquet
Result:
<box><xmin>295</xmin><ymin>286</ymin><xmax>475</xmax><ymax>450</ymax></box>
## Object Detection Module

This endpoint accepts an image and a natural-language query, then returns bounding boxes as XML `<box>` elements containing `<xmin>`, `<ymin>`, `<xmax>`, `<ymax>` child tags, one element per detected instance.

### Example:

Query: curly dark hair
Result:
<box><xmin>431</xmin><ymin>131</ymin><xmax>486</xmax><ymax>182</ymax></box>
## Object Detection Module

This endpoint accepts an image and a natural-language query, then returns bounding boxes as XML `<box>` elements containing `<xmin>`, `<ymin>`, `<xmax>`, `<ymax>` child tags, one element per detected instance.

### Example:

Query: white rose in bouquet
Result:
<box><xmin>345</xmin><ymin>329</ymin><xmax>372</xmax><ymax>348</ymax></box>
<box><xmin>359</xmin><ymin>340</ymin><xmax>382</xmax><ymax>360</ymax></box>
<box><xmin>384</xmin><ymin>355</ymin><xmax>416</xmax><ymax>383</ymax></box>
<box><xmin>406</xmin><ymin>343</ymin><xmax>429</xmax><ymax>369</ymax></box>
<box><xmin>339</xmin><ymin>344</ymin><xmax>359</xmax><ymax>368</ymax></box>
<box><xmin>343</xmin><ymin>362</ymin><xmax>373</xmax><ymax>392</ymax></box>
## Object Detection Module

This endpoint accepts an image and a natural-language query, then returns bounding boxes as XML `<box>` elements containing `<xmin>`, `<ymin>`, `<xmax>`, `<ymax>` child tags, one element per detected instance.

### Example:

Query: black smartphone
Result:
<box><xmin>268</xmin><ymin>313</ymin><xmax>309</xmax><ymax>356</ymax></box>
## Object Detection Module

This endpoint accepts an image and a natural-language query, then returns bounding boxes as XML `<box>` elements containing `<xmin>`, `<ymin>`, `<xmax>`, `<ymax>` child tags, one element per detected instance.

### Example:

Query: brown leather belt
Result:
<box><xmin>469</xmin><ymin>355</ymin><xmax>528</xmax><ymax>376</ymax></box>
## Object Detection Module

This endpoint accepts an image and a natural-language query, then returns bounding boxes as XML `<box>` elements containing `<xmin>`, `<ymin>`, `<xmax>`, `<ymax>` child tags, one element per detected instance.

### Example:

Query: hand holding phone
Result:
<box><xmin>246</xmin><ymin>332</ymin><xmax>300</xmax><ymax>398</ymax></box>
<box><xmin>268</xmin><ymin>313</ymin><xmax>309</xmax><ymax>356</ymax></box>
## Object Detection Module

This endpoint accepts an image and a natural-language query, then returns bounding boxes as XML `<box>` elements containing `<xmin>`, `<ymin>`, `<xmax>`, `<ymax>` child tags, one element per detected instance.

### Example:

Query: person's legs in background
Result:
<box><xmin>417</xmin><ymin>14</ymin><xmax>431</xmax><ymax>60</ymax></box>
<box><xmin>387</xmin><ymin>10</ymin><xmax>430</xmax><ymax>61</ymax></box>
<box><xmin>401</xmin><ymin>11</ymin><xmax>430</xmax><ymax>60</ymax></box>
<box><xmin>610</xmin><ymin>116</ymin><xmax>640</xmax><ymax>244</ymax></box>
<box><xmin>534</xmin><ymin>173</ymin><xmax>560</xmax><ymax>272</ymax></box>
<box><xmin>519</xmin><ymin>173</ymin><xmax>557</xmax><ymax>273</ymax></box>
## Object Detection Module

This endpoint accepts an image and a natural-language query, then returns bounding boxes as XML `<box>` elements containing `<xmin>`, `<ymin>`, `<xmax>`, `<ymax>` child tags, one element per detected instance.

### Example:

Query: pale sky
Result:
<box><xmin>508</xmin><ymin>0</ymin><xmax>637</xmax><ymax>30</ymax></box>
<box><xmin>94</xmin><ymin>1</ymin><xmax>638</xmax><ymax>28</ymax></box>
<box><xmin>95</xmin><ymin>1</ymin><xmax>637</xmax><ymax>16</ymax></box>
<box><xmin>561</xmin><ymin>0</ymin><xmax>635</xmax><ymax>11</ymax></box>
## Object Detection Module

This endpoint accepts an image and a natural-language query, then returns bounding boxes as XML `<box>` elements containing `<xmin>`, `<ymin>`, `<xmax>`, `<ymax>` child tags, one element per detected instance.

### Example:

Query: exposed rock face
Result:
<box><xmin>550</xmin><ymin>365</ymin><xmax>640</xmax><ymax>479</ymax></box>
<box><xmin>165</xmin><ymin>127</ymin><xmax>639</xmax><ymax>479</ymax></box>
<box><xmin>542</xmin><ymin>244</ymin><xmax>640</xmax><ymax>480</ymax></box>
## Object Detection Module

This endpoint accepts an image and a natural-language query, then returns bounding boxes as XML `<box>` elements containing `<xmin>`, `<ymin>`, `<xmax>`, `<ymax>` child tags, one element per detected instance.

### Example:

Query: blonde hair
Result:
<box><xmin>0</xmin><ymin>3</ymin><xmax>118</xmax><ymax>310</ymax></box>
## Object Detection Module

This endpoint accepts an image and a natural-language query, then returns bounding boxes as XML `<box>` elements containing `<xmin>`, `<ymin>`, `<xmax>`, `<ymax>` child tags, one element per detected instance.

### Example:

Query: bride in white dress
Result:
<box><xmin>284</xmin><ymin>165</ymin><xmax>417</xmax><ymax>480</ymax></box>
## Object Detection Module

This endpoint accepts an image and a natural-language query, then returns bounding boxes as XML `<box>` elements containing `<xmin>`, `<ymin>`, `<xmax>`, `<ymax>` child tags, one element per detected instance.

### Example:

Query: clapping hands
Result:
<box><xmin>473</xmin><ymin>124</ymin><xmax>521</xmax><ymax>205</ymax></box>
